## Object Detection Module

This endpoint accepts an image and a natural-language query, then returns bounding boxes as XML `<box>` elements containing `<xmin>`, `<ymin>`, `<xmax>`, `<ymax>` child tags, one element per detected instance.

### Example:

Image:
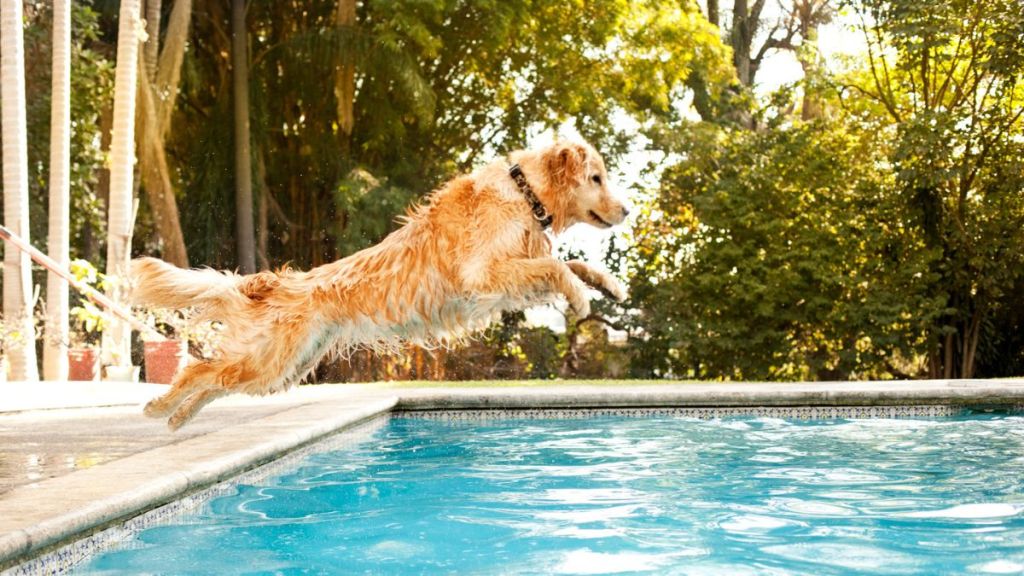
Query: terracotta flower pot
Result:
<box><xmin>68</xmin><ymin>348</ymin><xmax>100</xmax><ymax>381</ymax></box>
<box><xmin>144</xmin><ymin>339</ymin><xmax>186</xmax><ymax>384</ymax></box>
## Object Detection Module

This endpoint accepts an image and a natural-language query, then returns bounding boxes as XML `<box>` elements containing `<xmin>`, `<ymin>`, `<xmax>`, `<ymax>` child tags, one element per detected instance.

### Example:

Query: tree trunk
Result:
<box><xmin>232</xmin><ymin>0</ymin><xmax>256</xmax><ymax>274</ymax></box>
<box><xmin>706</xmin><ymin>0</ymin><xmax>720</xmax><ymax>26</ymax></box>
<box><xmin>44</xmin><ymin>0</ymin><xmax>72</xmax><ymax>381</ymax></box>
<box><xmin>138</xmin><ymin>58</ymin><xmax>189</xmax><ymax>266</ymax></box>
<box><xmin>135</xmin><ymin>0</ymin><xmax>191</xmax><ymax>267</ymax></box>
<box><xmin>155</xmin><ymin>0</ymin><xmax>191</xmax><ymax>137</ymax></box>
<box><xmin>104</xmin><ymin>0</ymin><xmax>143</xmax><ymax>367</ymax></box>
<box><xmin>144</xmin><ymin>0</ymin><xmax>161</xmax><ymax>84</ymax></box>
<box><xmin>964</xmin><ymin>313</ymin><xmax>981</xmax><ymax>379</ymax></box>
<box><xmin>731</xmin><ymin>0</ymin><xmax>753</xmax><ymax>87</ymax></box>
<box><xmin>796</xmin><ymin>0</ymin><xmax>824</xmax><ymax>120</ymax></box>
<box><xmin>335</xmin><ymin>0</ymin><xmax>356</xmax><ymax>139</ymax></box>
<box><xmin>1</xmin><ymin>0</ymin><xmax>39</xmax><ymax>381</ymax></box>
<box><xmin>256</xmin><ymin>144</ymin><xmax>269</xmax><ymax>270</ymax></box>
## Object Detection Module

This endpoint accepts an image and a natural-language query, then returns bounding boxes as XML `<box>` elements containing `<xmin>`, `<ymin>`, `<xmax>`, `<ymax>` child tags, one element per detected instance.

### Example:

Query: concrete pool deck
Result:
<box><xmin>1</xmin><ymin>378</ymin><xmax>1023</xmax><ymax>571</ymax></box>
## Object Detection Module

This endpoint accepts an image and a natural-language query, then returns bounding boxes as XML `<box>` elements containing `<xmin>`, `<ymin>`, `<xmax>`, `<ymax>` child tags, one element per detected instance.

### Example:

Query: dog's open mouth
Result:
<box><xmin>588</xmin><ymin>210</ymin><xmax>613</xmax><ymax>228</ymax></box>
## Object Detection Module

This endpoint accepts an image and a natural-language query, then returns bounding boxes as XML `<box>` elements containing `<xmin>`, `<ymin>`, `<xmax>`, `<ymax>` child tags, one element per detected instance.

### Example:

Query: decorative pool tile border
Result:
<box><xmin>4</xmin><ymin>416</ymin><xmax>388</xmax><ymax>576</ymax></box>
<box><xmin>396</xmin><ymin>404</ymin><xmax>1014</xmax><ymax>421</ymax></box>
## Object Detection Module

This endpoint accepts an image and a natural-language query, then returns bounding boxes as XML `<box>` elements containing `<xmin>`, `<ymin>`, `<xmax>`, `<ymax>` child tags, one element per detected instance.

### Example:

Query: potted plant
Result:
<box><xmin>68</xmin><ymin>301</ymin><xmax>103</xmax><ymax>381</ymax></box>
<box><xmin>66</xmin><ymin>260</ymin><xmax>107</xmax><ymax>382</ymax></box>
<box><xmin>139</xmin><ymin>308</ymin><xmax>223</xmax><ymax>384</ymax></box>
<box><xmin>140</xmin><ymin>308</ymin><xmax>189</xmax><ymax>384</ymax></box>
<box><xmin>64</xmin><ymin>259</ymin><xmax>142</xmax><ymax>382</ymax></box>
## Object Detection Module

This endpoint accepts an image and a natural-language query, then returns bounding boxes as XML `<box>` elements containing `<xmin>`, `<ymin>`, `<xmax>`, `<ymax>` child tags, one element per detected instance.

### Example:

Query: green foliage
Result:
<box><xmin>624</xmin><ymin>0</ymin><xmax>1024</xmax><ymax>380</ymax></box>
<box><xmin>839</xmin><ymin>0</ymin><xmax>1024</xmax><ymax>377</ymax></box>
<box><xmin>167</xmin><ymin>0</ymin><xmax>734</xmax><ymax>268</ymax></box>
<box><xmin>628</xmin><ymin>121</ymin><xmax>942</xmax><ymax>379</ymax></box>
<box><xmin>20</xmin><ymin>0</ymin><xmax>1022</xmax><ymax>380</ymax></box>
<box><xmin>68</xmin><ymin>259</ymin><xmax>108</xmax><ymax>347</ymax></box>
<box><xmin>331</xmin><ymin>170</ymin><xmax>417</xmax><ymax>256</ymax></box>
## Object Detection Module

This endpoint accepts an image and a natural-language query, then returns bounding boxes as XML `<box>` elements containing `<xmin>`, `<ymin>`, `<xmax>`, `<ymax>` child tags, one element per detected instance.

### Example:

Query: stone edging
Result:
<box><xmin>0</xmin><ymin>396</ymin><xmax>397</xmax><ymax>573</ymax></box>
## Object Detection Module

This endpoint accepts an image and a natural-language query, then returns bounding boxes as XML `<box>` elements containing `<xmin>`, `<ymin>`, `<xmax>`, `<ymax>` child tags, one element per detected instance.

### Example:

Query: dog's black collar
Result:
<box><xmin>508</xmin><ymin>163</ymin><xmax>553</xmax><ymax>230</ymax></box>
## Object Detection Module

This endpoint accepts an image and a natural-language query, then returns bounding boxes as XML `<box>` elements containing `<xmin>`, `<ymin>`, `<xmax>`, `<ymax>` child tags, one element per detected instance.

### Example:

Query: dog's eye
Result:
<box><xmin>591</xmin><ymin>175</ymin><xmax>602</xmax><ymax>185</ymax></box>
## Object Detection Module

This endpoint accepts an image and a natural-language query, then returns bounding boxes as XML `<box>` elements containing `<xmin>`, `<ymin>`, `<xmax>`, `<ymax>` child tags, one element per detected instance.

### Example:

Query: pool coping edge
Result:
<box><xmin>0</xmin><ymin>395</ymin><xmax>398</xmax><ymax>573</ymax></box>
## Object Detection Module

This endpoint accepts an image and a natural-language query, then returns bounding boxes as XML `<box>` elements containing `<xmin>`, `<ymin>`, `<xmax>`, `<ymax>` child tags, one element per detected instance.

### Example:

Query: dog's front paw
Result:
<box><xmin>565</xmin><ymin>260</ymin><xmax>627</xmax><ymax>303</ymax></box>
<box><xmin>598</xmin><ymin>276</ymin><xmax>628</xmax><ymax>303</ymax></box>
<box><xmin>566</xmin><ymin>277</ymin><xmax>592</xmax><ymax>318</ymax></box>
<box><xmin>570</xmin><ymin>294</ymin><xmax>592</xmax><ymax>318</ymax></box>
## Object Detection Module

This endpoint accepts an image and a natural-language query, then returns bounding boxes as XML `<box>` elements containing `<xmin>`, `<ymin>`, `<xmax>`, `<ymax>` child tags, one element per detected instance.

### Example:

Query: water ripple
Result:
<box><xmin>74</xmin><ymin>414</ymin><xmax>1024</xmax><ymax>575</ymax></box>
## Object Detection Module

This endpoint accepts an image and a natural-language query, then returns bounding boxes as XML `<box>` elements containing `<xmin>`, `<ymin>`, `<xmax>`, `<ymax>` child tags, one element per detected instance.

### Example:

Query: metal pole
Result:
<box><xmin>0</xmin><ymin>224</ymin><xmax>164</xmax><ymax>340</ymax></box>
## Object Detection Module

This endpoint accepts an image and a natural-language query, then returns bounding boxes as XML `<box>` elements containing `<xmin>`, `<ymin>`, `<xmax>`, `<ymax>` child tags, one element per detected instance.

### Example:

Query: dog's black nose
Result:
<box><xmin>622</xmin><ymin>206</ymin><xmax>630</xmax><ymax>217</ymax></box>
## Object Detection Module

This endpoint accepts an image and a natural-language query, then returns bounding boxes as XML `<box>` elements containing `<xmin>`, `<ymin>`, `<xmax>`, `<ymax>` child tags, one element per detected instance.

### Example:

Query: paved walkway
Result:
<box><xmin>0</xmin><ymin>382</ymin><xmax>388</xmax><ymax>494</ymax></box>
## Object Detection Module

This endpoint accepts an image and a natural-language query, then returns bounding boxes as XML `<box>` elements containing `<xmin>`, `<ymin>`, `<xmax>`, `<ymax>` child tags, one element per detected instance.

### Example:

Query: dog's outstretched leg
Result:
<box><xmin>483</xmin><ymin>258</ymin><xmax>592</xmax><ymax>317</ymax></box>
<box><xmin>167</xmin><ymin>388</ymin><xmax>228</xmax><ymax>431</ymax></box>
<box><xmin>565</xmin><ymin>260</ymin><xmax>627</xmax><ymax>302</ymax></box>
<box><xmin>144</xmin><ymin>361</ymin><xmax>220</xmax><ymax>418</ymax></box>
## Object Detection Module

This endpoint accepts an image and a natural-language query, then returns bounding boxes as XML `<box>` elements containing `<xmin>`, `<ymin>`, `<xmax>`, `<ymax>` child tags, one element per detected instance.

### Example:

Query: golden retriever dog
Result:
<box><xmin>132</xmin><ymin>139</ymin><xmax>629</xmax><ymax>430</ymax></box>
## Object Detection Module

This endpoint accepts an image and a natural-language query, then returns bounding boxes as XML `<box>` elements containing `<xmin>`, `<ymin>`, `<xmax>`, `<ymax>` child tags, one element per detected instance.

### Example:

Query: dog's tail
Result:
<box><xmin>130</xmin><ymin>257</ymin><xmax>243</xmax><ymax>310</ymax></box>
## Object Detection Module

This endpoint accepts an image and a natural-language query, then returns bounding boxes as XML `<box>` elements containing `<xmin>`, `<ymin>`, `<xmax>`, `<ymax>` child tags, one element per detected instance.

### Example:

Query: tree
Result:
<box><xmin>232</xmin><ymin>0</ymin><xmax>255</xmax><ymax>273</ymax></box>
<box><xmin>23</xmin><ymin>3</ymin><xmax>112</xmax><ymax>272</ymax></box>
<box><xmin>627</xmin><ymin>122</ymin><xmax>938</xmax><ymax>380</ymax></box>
<box><xmin>136</xmin><ymin>0</ymin><xmax>191</xmax><ymax>267</ymax></box>
<box><xmin>43</xmin><ymin>0</ymin><xmax>71</xmax><ymax>381</ymax></box>
<box><xmin>2</xmin><ymin>0</ymin><xmax>39</xmax><ymax>381</ymax></box>
<box><xmin>789</xmin><ymin>0</ymin><xmax>832</xmax><ymax>120</ymax></box>
<box><xmin>103</xmin><ymin>0</ymin><xmax>143</xmax><ymax>367</ymax></box>
<box><xmin>687</xmin><ymin>0</ymin><xmax>832</xmax><ymax>124</ymax></box>
<box><xmin>842</xmin><ymin>0</ymin><xmax>1024</xmax><ymax>378</ymax></box>
<box><xmin>625</xmin><ymin>0</ymin><xmax>1024</xmax><ymax>381</ymax></box>
<box><xmin>335</xmin><ymin>0</ymin><xmax>356</xmax><ymax>142</ymax></box>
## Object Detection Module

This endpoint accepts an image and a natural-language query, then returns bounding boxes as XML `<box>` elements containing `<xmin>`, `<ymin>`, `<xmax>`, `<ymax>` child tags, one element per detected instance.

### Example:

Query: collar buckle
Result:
<box><xmin>508</xmin><ymin>163</ymin><xmax>553</xmax><ymax>230</ymax></box>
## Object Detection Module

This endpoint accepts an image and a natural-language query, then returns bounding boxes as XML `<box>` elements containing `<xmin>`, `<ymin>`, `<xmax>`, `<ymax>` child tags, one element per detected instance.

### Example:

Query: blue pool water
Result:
<box><xmin>75</xmin><ymin>414</ymin><xmax>1024</xmax><ymax>575</ymax></box>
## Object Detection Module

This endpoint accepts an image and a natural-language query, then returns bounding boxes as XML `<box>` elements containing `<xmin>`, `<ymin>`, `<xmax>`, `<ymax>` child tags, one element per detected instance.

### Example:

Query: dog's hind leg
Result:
<box><xmin>167</xmin><ymin>388</ymin><xmax>229</xmax><ymax>431</ymax></box>
<box><xmin>143</xmin><ymin>361</ymin><xmax>221</xmax><ymax>418</ymax></box>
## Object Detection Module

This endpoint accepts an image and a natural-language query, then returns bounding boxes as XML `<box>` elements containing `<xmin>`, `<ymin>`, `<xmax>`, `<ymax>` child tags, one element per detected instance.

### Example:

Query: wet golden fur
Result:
<box><xmin>132</xmin><ymin>140</ymin><xmax>629</xmax><ymax>430</ymax></box>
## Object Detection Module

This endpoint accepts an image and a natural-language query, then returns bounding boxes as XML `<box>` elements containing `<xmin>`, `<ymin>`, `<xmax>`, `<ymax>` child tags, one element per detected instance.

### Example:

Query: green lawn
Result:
<box><xmin>368</xmin><ymin>379</ymin><xmax>701</xmax><ymax>389</ymax></box>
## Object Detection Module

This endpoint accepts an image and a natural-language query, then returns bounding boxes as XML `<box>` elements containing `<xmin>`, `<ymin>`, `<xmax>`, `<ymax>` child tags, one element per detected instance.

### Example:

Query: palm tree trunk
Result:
<box><xmin>335</xmin><ymin>0</ymin><xmax>356</xmax><ymax>139</ymax></box>
<box><xmin>104</xmin><ymin>0</ymin><xmax>144</xmax><ymax>367</ymax></box>
<box><xmin>233</xmin><ymin>0</ymin><xmax>256</xmax><ymax>274</ymax></box>
<box><xmin>44</xmin><ymin>0</ymin><xmax>72</xmax><ymax>381</ymax></box>
<box><xmin>1</xmin><ymin>0</ymin><xmax>39</xmax><ymax>381</ymax></box>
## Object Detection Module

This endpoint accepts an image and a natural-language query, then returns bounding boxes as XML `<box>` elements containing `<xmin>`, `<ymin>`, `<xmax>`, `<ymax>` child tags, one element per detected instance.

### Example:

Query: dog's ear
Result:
<box><xmin>545</xmin><ymin>142</ymin><xmax>587</xmax><ymax>192</ymax></box>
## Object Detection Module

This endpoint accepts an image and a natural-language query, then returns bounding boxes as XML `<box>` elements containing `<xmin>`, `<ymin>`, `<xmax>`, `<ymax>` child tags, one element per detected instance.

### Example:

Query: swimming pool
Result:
<box><xmin>73</xmin><ymin>412</ymin><xmax>1024</xmax><ymax>575</ymax></box>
